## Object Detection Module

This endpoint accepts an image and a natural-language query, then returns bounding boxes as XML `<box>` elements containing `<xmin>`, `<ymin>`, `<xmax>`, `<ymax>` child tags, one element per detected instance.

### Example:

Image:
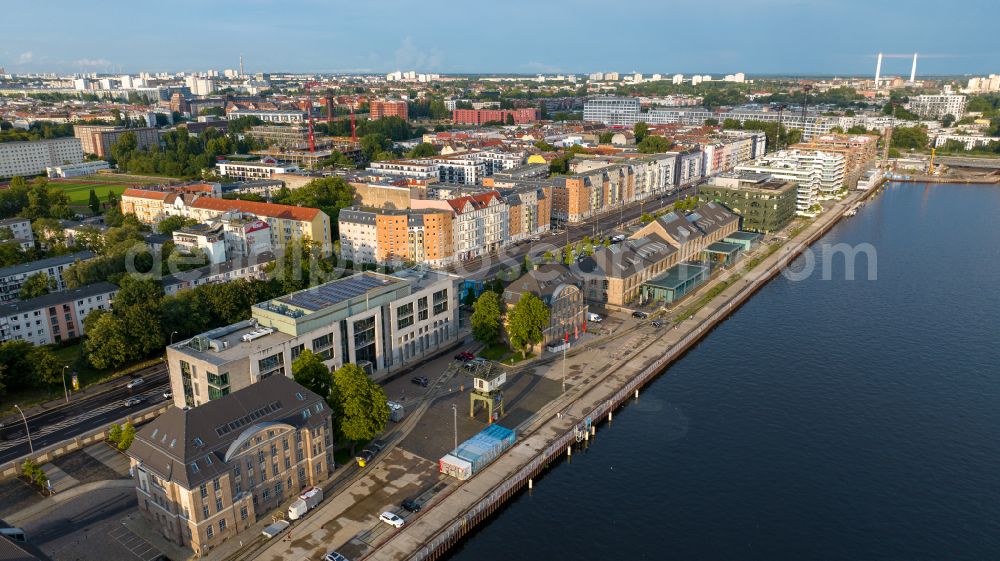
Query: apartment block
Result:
<box><xmin>0</xmin><ymin>281</ymin><xmax>118</xmax><ymax>345</ymax></box>
<box><xmin>736</xmin><ymin>149</ymin><xmax>846</xmax><ymax>212</ymax></box>
<box><xmin>127</xmin><ymin>376</ymin><xmax>333</xmax><ymax>555</ymax></box>
<box><xmin>216</xmin><ymin>159</ymin><xmax>300</xmax><ymax>181</ymax></box>
<box><xmin>909</xmin><ymin>94</ymin><xmax>967</xmax><ymax>119</ymax></box>
<box><xmin>338</xmin><ymin>207</ymin><xmax>455</xmax><ymax>266</ymax></box>
<box><xmin>790</xmin><ymin>133</ymin><xmax>878</xmax><ymax>176</ymax></box>
<box><xmin>369</xmin><ymin>100</ymin><xmax>409</xmax><ymax>121</ymax></box>
<box><xmin>452</xmin><ymin>108</ymin><xmax>539</xmax><ymax>125</ymax></box>
<box><xmin>0</xmin><ymin>217</ymin><xmax>34</xmax><ymax>250</ymax></box>
<box><xmin>700</xmin><ymin>173</ymin><xmax>798</xmax><ymax>233</ymax></box>
<box><xmin>0</xmin><ymin>138</ymin><xmax>84</xmax><ymax>178</ymax></box>
<box><xmin>0</xmin><ymin>251</ymin><xmax>96</xmax><ymax>303</ymax></box>
<box><xmin>166</xmin><ymin>270</ymin><xmax>460</xmax><ymax>408</ymax></box>
<box><xmin>583</xmin><ymin>97</ymin><xmax>641</xmax><ymax>127</ymax></box>
<box><xmin>73</xmin><ymin>125</ymin><xmax>160</xmax><ymax>158</ymax></box>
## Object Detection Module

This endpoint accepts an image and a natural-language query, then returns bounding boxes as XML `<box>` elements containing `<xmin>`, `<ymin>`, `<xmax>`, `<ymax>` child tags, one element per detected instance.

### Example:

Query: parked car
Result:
<box><xmin>126</xmin><ymin>378</ymin><xmax>144</xmax><ymax>389</ymax></box>
<box><xmin>411</xmin><ymin>376</ymin><xmax>429</xmax><ymax>387</ymax></box>
<box><xmin>454</xmin><ymin>351</ymin><xmax>474</xmax><ymax>362</ymax></box>
<box><xmin>651</xmin><ymin>319</ymin><xmax>666</xmax><ymax>328</ymax></box>
<box><xmin>401</xmin><ymin>498</ymin><xmax>421</xmax><ymax>512</ymax></box>
<box><xmin>124</xmin><ymin>397</ymin><xmax>145</xmax><ymax>407</ymax></box>
<box><xmin>632</xmin><ymin>311</ymin><xmax>648</xmax><ymax>319</ymax></box>
<box><xmin>323</xmin><ymin>553</ymin><xmax>350</xmax><ymax>561</ymax></box>
<box><xmin>163</xmin><ymin>391</ymin><xmax>173</xmax><ymax>399</ymax></box>
<box><xmin>587</xmin><ymin>312</ymin><xmax>603</xmax><ymax>323</ymax></box>
<box><xmin>530</xmin><ymin>236</ymin><xmax>541</xmax><ymax>242</ymax></box>
<box><xmin>379</xmin><ymin>511</ymin><xmax>405</xmax><ymax>528</ymax></box>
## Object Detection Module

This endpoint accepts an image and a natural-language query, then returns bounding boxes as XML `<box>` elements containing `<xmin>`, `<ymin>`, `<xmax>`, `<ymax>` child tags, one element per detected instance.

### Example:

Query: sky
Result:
<box><xmin>4</xmin><ymin>0</ymin><xmax>999</xmax><ymax>77</ymax></box>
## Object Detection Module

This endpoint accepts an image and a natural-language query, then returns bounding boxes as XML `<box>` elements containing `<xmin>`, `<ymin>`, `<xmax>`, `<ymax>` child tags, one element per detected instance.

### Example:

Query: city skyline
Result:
<box><xmin>4</xmin><ymin>0</ymin><xmax>999</xmax><ymax>76</ymax></box>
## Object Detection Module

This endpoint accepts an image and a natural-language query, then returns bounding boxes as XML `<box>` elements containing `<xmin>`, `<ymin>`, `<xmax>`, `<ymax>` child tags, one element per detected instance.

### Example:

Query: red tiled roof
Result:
<box><xmin>122</xmin><ymin>188</ymin><xmax>171</xmax><ymax>201</ymax></box>
<box><xmin>191</xmin><ymin>197</ymin><xmax>322</xmax><ymax>222</ymax></box>
<box><xmin>447</xmin><ymin>190</ymin><xmax>501</xmax><ymax>214</ymax></box>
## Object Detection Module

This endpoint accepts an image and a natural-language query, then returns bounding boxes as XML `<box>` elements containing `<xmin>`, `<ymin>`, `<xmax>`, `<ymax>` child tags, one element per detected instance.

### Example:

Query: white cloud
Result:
<box><xmin>523</xmin><ymin>61</ymin><xmax>560</xmax><ymax>73</ymax></box>
<box><xmin>74</xmin><ymin>58</ymin><xmax>113</xmax><ymax>68</ymax></box>
<box><xmin>393</xmin><ymin>36</ymin><xmax>443</xmax><ymax>71</ymax></box>
<box><xmin>16</xmin><ymin>51</ymin><xmax>33</xmax><ymax>64</ymax></box>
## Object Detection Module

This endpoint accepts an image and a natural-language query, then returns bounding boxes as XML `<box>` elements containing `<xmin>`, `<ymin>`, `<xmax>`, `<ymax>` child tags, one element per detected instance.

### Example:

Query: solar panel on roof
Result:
<box><xmin>278</xmin><ymin>275</ymin><xmax>393</xmax><ymax>311</ymax></box>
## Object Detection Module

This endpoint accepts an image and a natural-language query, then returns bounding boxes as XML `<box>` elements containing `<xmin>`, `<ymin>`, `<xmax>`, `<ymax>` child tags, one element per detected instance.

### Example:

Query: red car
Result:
<box><xmin>455</xmin><ymin>351</ymin><xmax>475</xmax><ymax>362</ymax></box>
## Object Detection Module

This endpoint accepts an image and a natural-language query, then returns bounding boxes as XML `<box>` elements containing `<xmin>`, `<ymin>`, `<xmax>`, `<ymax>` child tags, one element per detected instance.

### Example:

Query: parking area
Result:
<box><xmin>108</xmin><ymin>524</ymin><xmax>163</xmax><ymax>561</ymax></box>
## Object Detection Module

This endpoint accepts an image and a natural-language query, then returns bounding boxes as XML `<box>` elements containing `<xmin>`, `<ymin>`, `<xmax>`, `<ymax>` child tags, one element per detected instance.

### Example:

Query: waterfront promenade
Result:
<box><xmin>359</xmin><ymin>186</ymin><xmax>879</xmax><ymax>560</ymax></box>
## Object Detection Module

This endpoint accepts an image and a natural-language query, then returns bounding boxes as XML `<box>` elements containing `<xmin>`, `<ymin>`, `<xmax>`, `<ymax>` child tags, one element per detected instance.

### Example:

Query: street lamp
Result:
<box><xmin>62</xmin><ymin>365</ymin><xmax>69</xmax><ymax>403</ymax></box>
<box><xmin>14</xmin><ymin>405</ymin><xmax>32</xmax><ymax>454</ymax></box>
<box><xmin>451</xmin><ymin>404</ymin><xmax>458</xmax><ymax>450</ymax></box>
<box><xmin>169</xmin><ymin>330</ymin><xmax>178</xmax><ymax>345</ymax></box>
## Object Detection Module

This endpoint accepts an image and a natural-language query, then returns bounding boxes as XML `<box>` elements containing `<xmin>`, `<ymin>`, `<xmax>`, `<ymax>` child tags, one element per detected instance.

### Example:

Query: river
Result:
<box><xmin>444</xmin><ymin>182</ymin><xmax>1000</xmax><ymax>561</ymax></box>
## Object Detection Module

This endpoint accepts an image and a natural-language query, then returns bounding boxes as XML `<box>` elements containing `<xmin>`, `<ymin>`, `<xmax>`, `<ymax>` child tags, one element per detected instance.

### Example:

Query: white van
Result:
<box><xmin>588</xmin><ymin>312</ymin><xmax>603</xmax><ymax>323</ymax></box>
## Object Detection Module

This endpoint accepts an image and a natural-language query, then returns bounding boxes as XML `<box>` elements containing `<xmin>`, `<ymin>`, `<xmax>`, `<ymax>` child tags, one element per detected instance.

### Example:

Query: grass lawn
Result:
<box><xmin>479</xmin><ymin>343</ymin><xmax>534</xmax><ymax>365</ymax></box>
<box><xmin>49</xmin><ymin>174</ymin><xmax>167</xmax><ymax>206</ymax></box>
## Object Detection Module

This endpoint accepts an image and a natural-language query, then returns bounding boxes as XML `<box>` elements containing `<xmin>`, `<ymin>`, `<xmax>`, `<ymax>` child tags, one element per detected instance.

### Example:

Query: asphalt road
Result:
<box><xmin>449</xmin><ymin>181</ymin><xmax>703</xmax><ymax>280</ymax></box>
<box><xmin>0</xmin><ymin>364</ymin><xmax>171</xmax><ymax>464</ymax></box>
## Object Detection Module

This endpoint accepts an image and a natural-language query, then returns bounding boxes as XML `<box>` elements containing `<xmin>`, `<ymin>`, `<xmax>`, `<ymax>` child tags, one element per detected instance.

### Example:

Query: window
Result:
<box><xmin>271</xmin><ymin>444</ymin><xmax>277</xmax><ymax>457</ymax></box>
<box><xmin>213</xmin><ymin>478</ymin><xmax>220</xmax><ymax>491</ymax></box>
<box><xmin>203</xmin><ymin>505</ymin><xmax>210</xmax><ymax>518</ymax></box>
<box><xmin>199</xmin><ymin>484</ymin><xmax>208</xmax><ymax>498</ymax></box>
<box><xmin>206</xmin><ymin>526</ymin><xmax>214</xmax><ymax>539</ymax></box>
<box><xmin>396</xmin><ymin>302</ymin><xmax>414</xmax><ymax>329</ymax></box>
<box><xmin>433</xmin><ymin>289</ymin><xmax>448</xmax><ymax>314</ymax></box>
<box><xmin>219</xmin><ymin>519</ymin><xmax>227</xmax><ymax>532</ymax></box>
<box><xmin>287</xmin><ymin>476</ymin><xmax>293</xmax><ymax>490</ymax></box>
<box><xmin>234</xmin><ymin>465</ymin><xmax>241</xmax><ymax>477</ymax></box>
<box><xmin>263</xmin><ymin>489</ymin><xmax>270</xmax><ymax>501</ymax></box>
<box><xmin>258</xmin><ymin>352</ymin><xmax>284</xmax><ymax>376</ymax></box>
<box><xmin>207</xmin><ymin>372</ymin><xmax>230</xmax><ymax>401</ymax></box>
<box><xmin>215</xmin><ymin>497</ymin><xmax>223</xmax><ymax>511</ymax></box>
<box><xmin>311</xmin><ymin>333</ymin><xmax>333</xmax><ymax>351</ymax></box>
<box><xmin>240</xmin><ymin>505</ymin><xmax>248</xmax><ymax>520</ymax></box>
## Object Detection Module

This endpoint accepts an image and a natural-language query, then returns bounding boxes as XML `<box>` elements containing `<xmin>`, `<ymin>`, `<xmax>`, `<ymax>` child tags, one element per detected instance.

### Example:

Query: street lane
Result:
<box><xmin>0</xmin><ymin>364</ymin><xmax>170</xmax><ymax>464</ymax></box>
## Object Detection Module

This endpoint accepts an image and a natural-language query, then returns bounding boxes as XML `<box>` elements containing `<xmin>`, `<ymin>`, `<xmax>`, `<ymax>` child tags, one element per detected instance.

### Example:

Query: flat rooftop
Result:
<box><xmin>276</xmin><ymin>274</ymin><xmax>394</xmax><ymax>312</ymax></box>
<box><xmin>644</xmin><ymin>262</ymin><xmax>709</xmax><ymax>290</ymax></box>
<box><xmin>171</xmin><ymin>319</ymin><xmax>295</xmax><ymax>365</ymax></box>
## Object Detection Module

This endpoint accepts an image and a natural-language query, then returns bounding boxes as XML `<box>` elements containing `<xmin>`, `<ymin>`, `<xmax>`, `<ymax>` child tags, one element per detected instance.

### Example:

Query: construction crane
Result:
<box><xmin>301</xmin><ymin>81</ymin><xmax>320</xmax><ymax>152</ymax></box>
<box><xmin>928</xmin><ymin>147</ymin><xmax>937</xmax><ymax>174</ymax></box>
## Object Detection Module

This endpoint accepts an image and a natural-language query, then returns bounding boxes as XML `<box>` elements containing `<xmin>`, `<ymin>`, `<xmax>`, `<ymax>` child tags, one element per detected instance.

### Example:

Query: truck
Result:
<box><xmin>262</xmin><ymin>519</ymin><xmax>290</xmax><ymax>539</ymax></box>
<box><xmin>287</xmin><ymin>486</ymin><xmax>324</xmax><ymax>520</ymax></box>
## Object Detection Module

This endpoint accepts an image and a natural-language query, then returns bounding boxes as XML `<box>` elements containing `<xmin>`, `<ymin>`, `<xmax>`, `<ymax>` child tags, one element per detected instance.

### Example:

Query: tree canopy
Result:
<box><xmin>293</xmin><ymin>349</ymin><xmax>333</xmax><ymax>399</ymax></box>
<box><xmin>471</xmin><ymin>290</ymin><xmax>502</xmax><ymax>346</ymax></box>
<box><xmin>330</xmin><ymin>363</ymin><xmax>390</xmax><ymax>452</ymax></box>
<box><xmin>506</xmin><ymin>292</ymin><xmax>549</xmax><ymax>357</ymax></box>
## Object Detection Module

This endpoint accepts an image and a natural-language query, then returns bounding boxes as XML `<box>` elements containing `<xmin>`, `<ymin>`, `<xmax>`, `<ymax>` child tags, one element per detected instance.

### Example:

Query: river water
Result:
<box><xmin>445</xmin><ymin>183</ymin><xmax>1000</xmax><ymax>561</ymax></box>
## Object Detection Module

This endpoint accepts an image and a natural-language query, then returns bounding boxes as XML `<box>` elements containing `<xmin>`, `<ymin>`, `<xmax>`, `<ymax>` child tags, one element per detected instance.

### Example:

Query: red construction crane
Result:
<box><xmin>301</xmin><ymin>81</ymin><xmax>320</xmax><ymax>152</ymax></box>
<box><xmin>350</xmin><ymin>108</ymin><xmax>357</xmax><ymax>142</ymax></box>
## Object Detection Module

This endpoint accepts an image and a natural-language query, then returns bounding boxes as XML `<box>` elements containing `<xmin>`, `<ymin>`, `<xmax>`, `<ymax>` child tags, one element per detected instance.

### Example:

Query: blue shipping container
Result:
<box><xmin>451</xmin><ymin>425</ymin><xmax>517</xmax><ymax>474</ymax></box>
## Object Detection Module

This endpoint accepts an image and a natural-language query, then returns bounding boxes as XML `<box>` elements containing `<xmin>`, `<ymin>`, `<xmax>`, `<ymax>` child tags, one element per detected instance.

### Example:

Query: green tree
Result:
<box><xmin>505</xmin><ymin>113</ymin><xmax>515</xmax><ymax>126</ymax></box>
<box><xmin>471</xmin><ymin>291</ymin><xmax>502</xmax><ymax>346</ymax></box>
<box><xmin>330</xmin><ymin>363</ymin><xmax>390</xmax><ymax>454</ymax></box>
<box><xmin>637</xmin><ymin>135</ymin><xmax>672</xmax><ymax>153</ymax></box>
<box><xmin>722</xmin><ymin>118</ymin><xmax>742</xmax><ymax>130</ymax></box>
<box><xmin>941</xmin><ymin>114</ymin><xmax>956</xmax><ymax>128</ymax></box>
<box><xmin>88</xmin><ymin>189</ymin><xmax>101</xmax><ymax>215</ymax></box>
<box><xmin>633</xmin><ymin>121</ymin><xmax>649</xmax><ymax>143</ymax></box>
<box><xmin>118</xmin><ymin>422</ymin><xmax>136</xmax><ymax>450</ymax></box>
<box><xmin>29</xmin><ymin>346</ymin><xmax>63</xmax><ymax>385</ymax></box>
<box><xmin>19</xmin><ymin>272</ymin><xmax>54</xmax><ymax>300</ymax></box>
<box><xmin>891</xmin><ymin>126</ymin><xmax>930</xmax><ymax>150</ymax></box>
<box><xmin>704</xmin><ymin>118</ymin><xmax>720</xmax><ymax>126</ymax></box>
<box><xmin>549</xmin><ymin>154</ymin><xmax>571</xmax><ymax>175</ymax></box>
<box><xmin>598</xmin><ymin>131</ymin><xmax>614</xmax><ymax>144</ymax></box>
<box><xmin>107</xmin><ymin>423</ymin><xmax>122</xmax><ymax>445</ymax></box>
<box><xmin>506</xmin><ymin>293</ymin><xmax>549</xmax><ymax>358</ymax></box>
<box><xmin>156</xmin><ymin>215</ymin><xmax>199</xmax><ymax>235</ymax></box>
<box><xmin>82</xmin><ymin>310</ymin><xmax>130</xmax><ymax>369</ymax></box>
<box><xmin>405</xmin><ymin>143</ymin><xmax>437</xmax><ymax>158</ymax></box>
<box><xmin>534</xmin><ymin>140</ymin><xmax>557</xmax><ymax>152</ymax></box>
<box><xmin>847</xmin><ymin>125</ymin><xmax>868</xmax><ymax>134</ymax></box>
<box><xmin>292</xmin><ymin>349</ymin><xmax>333</xmax><ymax>400</ymax></box>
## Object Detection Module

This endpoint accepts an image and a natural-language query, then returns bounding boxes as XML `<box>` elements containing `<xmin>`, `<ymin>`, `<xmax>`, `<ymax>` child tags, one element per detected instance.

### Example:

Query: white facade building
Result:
<box><xmin>909</xmin><ymin>94</ymin><xmax>968</xmax><ymax>119</ymax></box>
<box><xmin>46</xmin><ymin>160</ymin><xmax>110</xmax><ymax>178</ymax></box>
<box><xmin>583</xmin><ymin>97</ymin><xmax>642</xmax><ymax>127</ymax></box>
<box><xmin>0</xmin><ymin>138</ymin><xmax>84</xmax><ymax>178</ymax></box>
<box><xmin>736</xmin><ymin>149</ymin><xmax>846</xmax><ymax>215</ymax></box>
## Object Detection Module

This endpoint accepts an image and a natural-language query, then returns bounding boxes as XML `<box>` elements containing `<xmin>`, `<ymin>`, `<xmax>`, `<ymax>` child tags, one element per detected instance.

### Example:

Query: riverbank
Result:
<box><xmin>362</xmin><ymin>186</ymin><xmax>879</xmax><ymax>561</ymax></box>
